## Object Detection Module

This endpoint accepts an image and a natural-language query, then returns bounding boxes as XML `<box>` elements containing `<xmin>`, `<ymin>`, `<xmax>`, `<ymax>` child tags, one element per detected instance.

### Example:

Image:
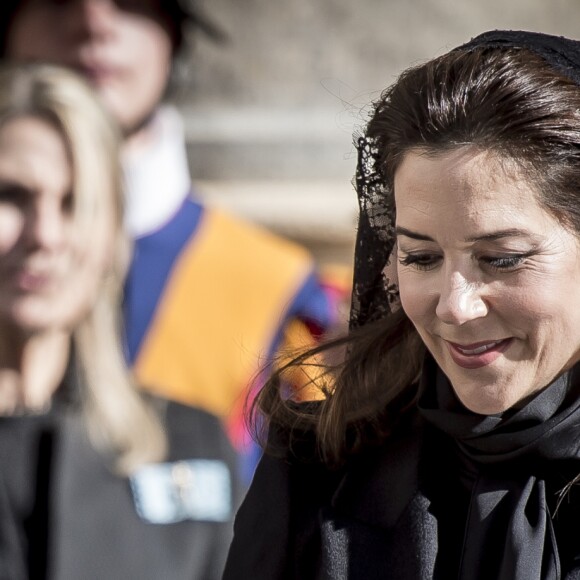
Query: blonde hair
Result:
<box><xmin>0</xmin><ymin>63</ymin><xmax>166</xmax><ymax>474</ymax></box>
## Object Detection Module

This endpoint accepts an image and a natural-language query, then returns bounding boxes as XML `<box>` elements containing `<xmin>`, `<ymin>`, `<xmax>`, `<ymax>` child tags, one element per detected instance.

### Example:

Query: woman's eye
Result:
<box><xmin>61</xmin><ymin>192</ymin><xmax>74</xmax><ymax>214</ymax></box>
<box><xmin>398</xmin><ymin>253</ymin><xmax>441</xmax><ymax>271</ymax></box>
<box><xmin>481</xmin><ymin>254</ymin><xmax>528</xmax><ymax>271</ymax></box>
<box><xmin>0</xmin><ymin>185</ymin><xmax>29</xmax><ymax>207</ymax></box>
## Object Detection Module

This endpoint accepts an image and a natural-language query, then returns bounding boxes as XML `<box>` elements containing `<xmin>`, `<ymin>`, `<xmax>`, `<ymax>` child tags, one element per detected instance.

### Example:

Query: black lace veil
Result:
<box><xmin>349</xmin><ymin>136</ymin><xmax>398</xmax><ymax>330</ymax></box>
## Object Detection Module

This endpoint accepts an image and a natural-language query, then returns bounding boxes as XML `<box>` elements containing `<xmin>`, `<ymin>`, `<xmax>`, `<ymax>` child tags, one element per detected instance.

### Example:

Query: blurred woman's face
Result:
<box><xmin>395</xmin><ymin>148</ymin><xmax>580</xmax><ymax>415</ymax></box>
<box><xmin>0</xmin><ymin>116</ymin><xmax>114</xmax><ymax>333</ymax></box>
<box><xmin>6</xmin><ymin>0</ymin><xmax>173</xmax><ymax>135</ymax></box>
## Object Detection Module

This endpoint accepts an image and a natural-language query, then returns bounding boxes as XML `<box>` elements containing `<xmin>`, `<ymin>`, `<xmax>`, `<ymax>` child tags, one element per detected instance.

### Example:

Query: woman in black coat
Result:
<box><xmin>224</xmin><ymin>30</ymin><xmax>580</xmax><ymax>580</ymax></box>
<box><xmin>0</xmin><ymin>63</ymin><xmax>239</xmax><ymax>579</ymax></box>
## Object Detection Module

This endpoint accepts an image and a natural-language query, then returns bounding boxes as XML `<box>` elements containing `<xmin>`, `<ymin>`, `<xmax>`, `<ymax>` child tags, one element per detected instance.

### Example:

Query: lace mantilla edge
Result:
<box><xmin>349</xmin><ymin>136</ymin><xmax>399</xmax><ymax>330</ymax></box>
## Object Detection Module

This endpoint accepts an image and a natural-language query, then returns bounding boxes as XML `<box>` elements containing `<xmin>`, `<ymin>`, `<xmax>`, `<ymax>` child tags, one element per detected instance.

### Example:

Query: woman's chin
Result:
<box><xmin>456</xmin><ymin>395</ymin><xmax>511</xmax><ymax>416</ymax></box>
<box><xmin>452</xmin><ymin>380</ymin><xmax>534</xmax><ymax>415</ymax></box>
<box><xmin>2</xmin><ymin>302</ymin><xmax>78</xmax><ymax>335</ymax></box>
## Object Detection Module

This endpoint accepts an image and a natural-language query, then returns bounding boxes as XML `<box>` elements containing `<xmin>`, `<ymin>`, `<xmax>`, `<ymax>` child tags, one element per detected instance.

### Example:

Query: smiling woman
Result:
<box><xmin>224</xmin><ymin>31</ymin><xmax>580</xmax><ymax>580</ymax></box>
<box><xmin>0</xmin><ymin>64</ymin><xmax>129</xmax><ymax>421</ymax></box>
<box><xmin>0</xmin><ymin>64</ymin><xmax>239</xmax><ymax>579</ymax></box>
<box><xmin>395</xmin><ymin>148</ymin><xmax>580</xmax><ymax>415</ymax></box>
<box><xmin>0</xmin><ymin>116</ymin><xmax>112</xmax><ymax>337</ymax></box>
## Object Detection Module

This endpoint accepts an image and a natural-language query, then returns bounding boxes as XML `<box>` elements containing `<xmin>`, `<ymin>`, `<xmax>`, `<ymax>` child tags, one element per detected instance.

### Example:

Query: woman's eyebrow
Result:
<box><xmin>465</xmin><ymin>229</ymin><xmax>535</xmax><ymax>242</ymax></box>
<box><xmin>0</xmin><ymin>180</ymin><xmax>32</xmax><ymax>196</ymax></box>
<box><xmin>396</xmin><ymin>226</ymin><xmax>537</xmax><ymax>243</ymax></box>
<box><xmin>395</xmin><ymin>226</ymin><xmax>435</xmax><ymax>241</ymax></box>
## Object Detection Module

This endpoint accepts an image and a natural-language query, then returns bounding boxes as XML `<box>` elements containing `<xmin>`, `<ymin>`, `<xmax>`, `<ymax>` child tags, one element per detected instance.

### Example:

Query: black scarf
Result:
<box><xmin>418</xmin><ymin>359</ymin><xmax>580</xmax><ymax>580</ymax></box>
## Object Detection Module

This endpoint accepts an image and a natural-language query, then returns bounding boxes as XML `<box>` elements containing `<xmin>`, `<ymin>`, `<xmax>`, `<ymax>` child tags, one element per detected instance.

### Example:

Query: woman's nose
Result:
<box><xmin>26</xmin><ymin>205</ymin><xmax>65</xmax><ymax>252</ymax></box>
<box><xmin>71</xmin><ymin>0</ymin><xmax>118</xmax><ymax>39</ymax></box>
<box><xmin>435</xmin><ymin>271</ymin><xmax>488</xmax><ymax>325</ymax></box>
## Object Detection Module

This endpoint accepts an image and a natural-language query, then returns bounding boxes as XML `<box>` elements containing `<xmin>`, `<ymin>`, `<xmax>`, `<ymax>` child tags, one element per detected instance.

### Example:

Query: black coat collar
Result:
<box><xmin>330</xmin><ymin>411</ymin><xmax>424</xmax><ymax>529</ymax></box>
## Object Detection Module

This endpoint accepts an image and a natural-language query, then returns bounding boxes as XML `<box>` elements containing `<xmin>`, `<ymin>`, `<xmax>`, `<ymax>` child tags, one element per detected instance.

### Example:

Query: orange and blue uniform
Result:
<box><xmin>124</xmin><ymin>196</ymin><xmax>347</xmax><ymax>481</ymax></box>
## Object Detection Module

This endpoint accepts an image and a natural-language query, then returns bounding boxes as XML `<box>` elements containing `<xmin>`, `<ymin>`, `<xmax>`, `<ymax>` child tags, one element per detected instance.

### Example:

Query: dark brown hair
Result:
<box><xmin>252</xmin><ymin>46</ymin><xmax>580</xmax><ymax>466</ymax></box>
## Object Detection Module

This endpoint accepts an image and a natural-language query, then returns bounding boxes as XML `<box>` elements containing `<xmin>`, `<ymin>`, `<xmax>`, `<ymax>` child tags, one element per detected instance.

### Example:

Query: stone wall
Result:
<box><xmin>172</xmin><ymin>0</ymin><xmax>580</xmax><ymax>264</ymax></box>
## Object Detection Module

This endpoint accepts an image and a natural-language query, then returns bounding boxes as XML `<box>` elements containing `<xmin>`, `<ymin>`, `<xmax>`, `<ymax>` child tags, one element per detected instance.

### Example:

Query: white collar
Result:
<box><xmin>122</xmin><ymin>105</ymin><xmax>192</xmax><ymax>238</ymax></box>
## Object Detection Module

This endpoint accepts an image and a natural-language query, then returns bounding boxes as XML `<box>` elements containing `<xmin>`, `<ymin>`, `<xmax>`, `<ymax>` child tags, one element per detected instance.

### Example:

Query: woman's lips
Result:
<box><xmin>15</xmin><ymin>269</ymin><xmax>52</xmax><ymax>292</ymax></box>
<box><xmin>445</xmin><ymin>338</ymin><xmax>513</xmax><ymax>369</ymax></box>
<box><xmin>74</xmin><ymin>61</ymin><xmax>120</xmax><ymax>85</ymax></box>
<box><xmin>79</xmin><ymin>65</ymin><xmax>115</xmax><ymax>83</ymax></box>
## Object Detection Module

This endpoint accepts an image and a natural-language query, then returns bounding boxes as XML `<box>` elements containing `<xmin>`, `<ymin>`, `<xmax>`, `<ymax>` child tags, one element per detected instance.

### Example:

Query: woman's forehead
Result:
<box><xmin>0</xmin><ymin>116</ymin><xmax>71</xmax><ymax>194</ymax></box>
<box><xmin>392</xmin><ymin>148</ymin><xmax>558</xmax><ymax>239</ymax></box>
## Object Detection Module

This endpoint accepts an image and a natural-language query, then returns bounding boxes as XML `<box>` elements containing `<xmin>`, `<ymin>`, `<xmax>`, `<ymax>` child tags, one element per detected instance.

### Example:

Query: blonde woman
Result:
<box><xmin>0</xmin><ymin>63</ymin><xmax>238</xmax><ymax>579</ymax></box>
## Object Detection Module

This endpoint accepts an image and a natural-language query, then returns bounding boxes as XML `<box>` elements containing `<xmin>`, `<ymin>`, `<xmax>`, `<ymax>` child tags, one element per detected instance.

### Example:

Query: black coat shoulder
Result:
<box><xmin>223</xmin><ymin>409</ymin><xmax>424</xmax><ymax>580</ymax></box>
<box><xmin>223</xmin><ymin>416</ymin><xmax>344</xmax><ymax>580</ymax></box>
<box><xmin>161</xmin><ymin>399</ymin><xmax>236</xmax><ymax>460</ymax></box>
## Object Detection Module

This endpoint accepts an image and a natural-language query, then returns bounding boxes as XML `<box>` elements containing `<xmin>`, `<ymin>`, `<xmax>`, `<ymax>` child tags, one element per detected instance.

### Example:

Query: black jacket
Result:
<box><xmin>225</xmin><ymin>405</ymin><xmax>580</xmax><ymax>580</ymax></box>
<box><xmin>0</xmin><ymin>398</ymin><xmax>240</xmax><ymax>580</ymax></box>
<box><xmin>222</xmin><ymin>413</ymin><xmax>456</xmax><ymax>580</ymax></box>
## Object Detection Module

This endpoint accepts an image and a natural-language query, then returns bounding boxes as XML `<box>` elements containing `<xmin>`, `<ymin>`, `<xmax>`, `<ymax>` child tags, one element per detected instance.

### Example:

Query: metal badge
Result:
<box><xmin>130</xmin><ymin>459</ymin><xmax>232</xmax><ymax>524</ymax></box>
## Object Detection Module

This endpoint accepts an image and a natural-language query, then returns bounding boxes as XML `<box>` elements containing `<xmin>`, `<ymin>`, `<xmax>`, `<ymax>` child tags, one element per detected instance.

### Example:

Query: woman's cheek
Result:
<box><xmin>398</xmin><ymin>275</ymin><xmax>432</xmax><ymax>323</ymax></box>
<box><xmin>0</xmin><ymin>208</ymin><xmax>23</xmax><ymax>254</ymax></box>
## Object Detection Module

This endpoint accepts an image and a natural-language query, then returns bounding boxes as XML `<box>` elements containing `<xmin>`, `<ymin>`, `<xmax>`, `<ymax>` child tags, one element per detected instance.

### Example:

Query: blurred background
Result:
<box><xmin>171</xmin><ymin>0</ymin><xmax>580</xmax><ymax>267</ymax></box>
